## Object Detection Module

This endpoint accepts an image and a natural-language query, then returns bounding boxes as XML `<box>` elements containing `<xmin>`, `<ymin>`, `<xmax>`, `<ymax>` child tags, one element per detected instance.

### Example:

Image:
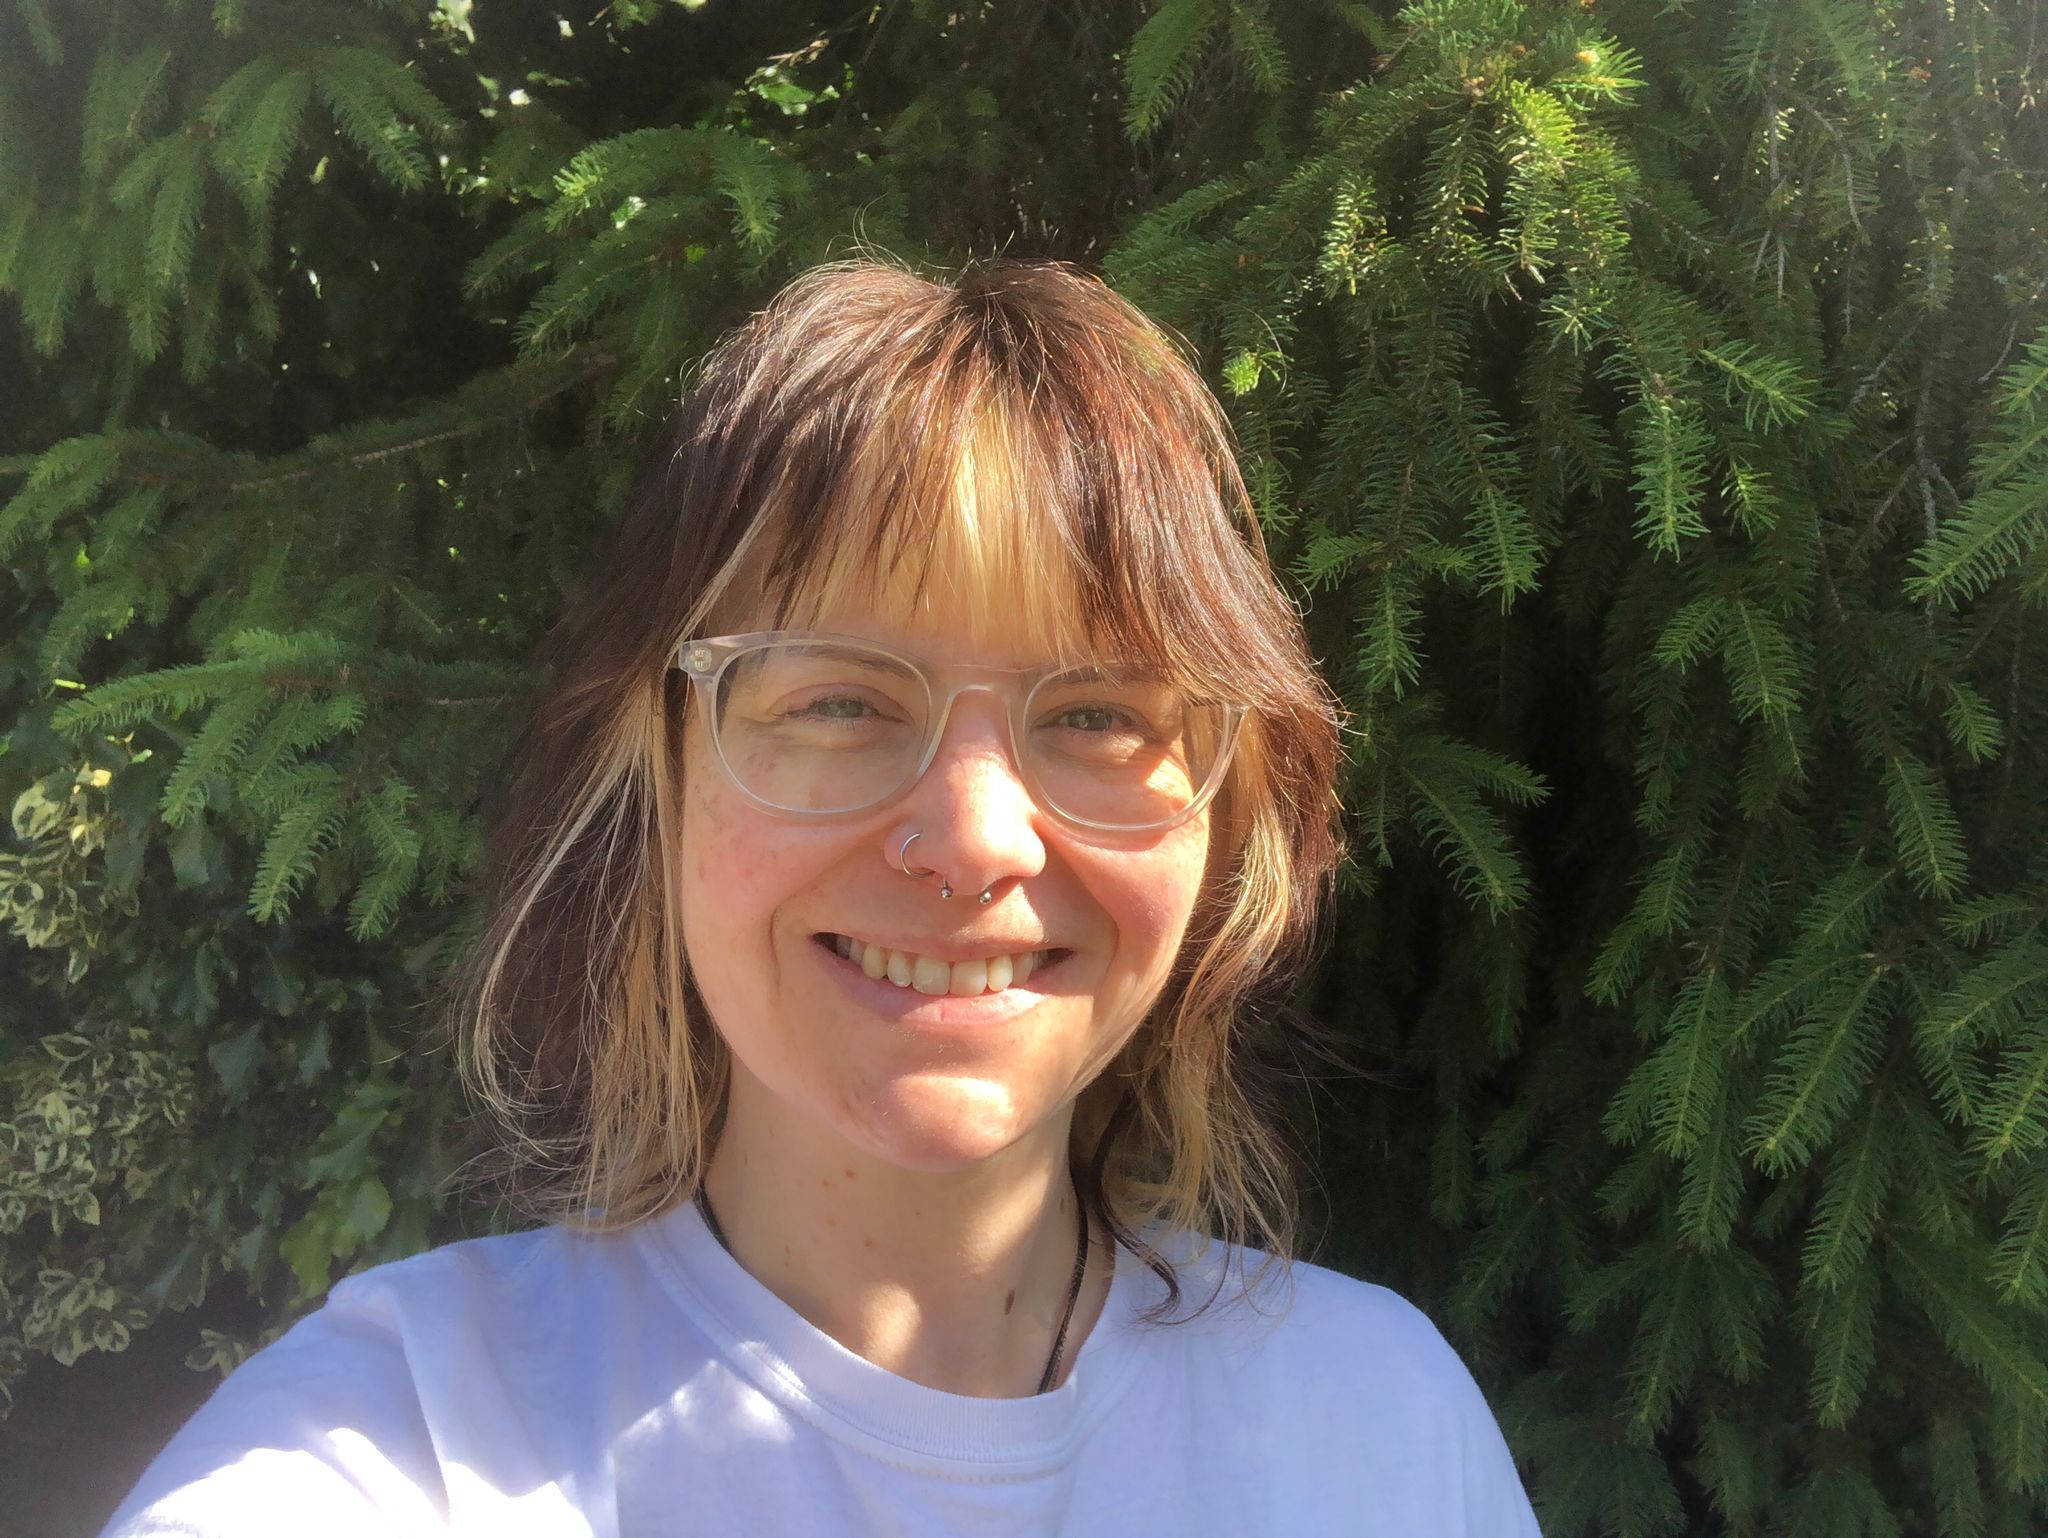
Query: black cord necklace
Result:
<box><xmin>693</xmin><ymin>1166</ymin><xmax>1091</xmax><ymax>1396</ymax></box>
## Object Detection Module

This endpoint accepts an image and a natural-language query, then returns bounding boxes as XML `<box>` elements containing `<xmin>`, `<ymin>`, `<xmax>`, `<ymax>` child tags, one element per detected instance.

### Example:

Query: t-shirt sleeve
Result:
<box><xmin>1444</xmin><ymin>1347</ymin><xmax>1542</xmax><ymax>1536</ymax></box>
<box><xmin>1275</xmin><ymin>1270</ymin><xmax>1542</xmax><ymax>1536</ymax></box>
<box><xmin>1377</xmin><ymin>1288</ymin><xmax>1543</xmax><ymax>1536</ymax></box>
<box><xmin>99</xmin><ymin>1283</ymin><xmax>449</xmax><ymax>1538</ymax></box>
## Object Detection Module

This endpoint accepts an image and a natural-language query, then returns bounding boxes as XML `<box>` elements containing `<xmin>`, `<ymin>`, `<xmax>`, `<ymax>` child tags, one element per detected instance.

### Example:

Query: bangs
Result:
<box><xmin>760</xmin><ymin>397</ymin><xmax>1104</xmax><ymax>663</ymax></box>
<box><xmin>686</xmin><ymin>288</ymin><xmax>1298</xmax><ymax>715</ymax></box>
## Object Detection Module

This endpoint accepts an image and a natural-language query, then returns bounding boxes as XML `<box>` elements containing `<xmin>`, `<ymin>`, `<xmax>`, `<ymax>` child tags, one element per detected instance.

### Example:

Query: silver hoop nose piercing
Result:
<box><xmin>898</xmin><ymin>831</ymin><xmax>954</xmax><ymax>899</ymax></box>
<box><xmin>899</xmin><ymin>832</ymin><xmax>996</xmax><ymax>903</ymax></box>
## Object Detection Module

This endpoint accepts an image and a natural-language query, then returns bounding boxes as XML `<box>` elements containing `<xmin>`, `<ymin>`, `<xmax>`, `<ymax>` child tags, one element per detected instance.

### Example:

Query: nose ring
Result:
<box><xmin>898</xmin><ymin>831</ymin><xmax>951</xmax><ymax>899</ymax></box>
<box><xmin>896</xmin><ymin>831</ymin><xmax>994</xmax><ymax>904</ymax></box>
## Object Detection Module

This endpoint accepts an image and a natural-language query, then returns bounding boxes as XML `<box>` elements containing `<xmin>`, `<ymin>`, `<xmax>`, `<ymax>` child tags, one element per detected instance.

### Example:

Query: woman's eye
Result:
<box><xmin>786</xmin><ymin>693</ymin><xmax>881</xmax><ymax>721</ymax></box>
<box><xmin>1052</xmin><ymin>704</ymin><xmax>1126</xmax><ymax>733</ymax></box>
<box><xmin>1045</xmin><ymin>702</ymin><xmax>1158</xmax><ymax>739</ymax></box>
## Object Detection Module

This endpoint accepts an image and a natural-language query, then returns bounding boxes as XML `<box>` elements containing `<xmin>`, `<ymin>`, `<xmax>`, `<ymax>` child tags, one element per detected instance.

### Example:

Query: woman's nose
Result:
<box><xmin>888</xmin><ymin>694</ymin><xmax>1046</xmax><ymax>899</ymax></box>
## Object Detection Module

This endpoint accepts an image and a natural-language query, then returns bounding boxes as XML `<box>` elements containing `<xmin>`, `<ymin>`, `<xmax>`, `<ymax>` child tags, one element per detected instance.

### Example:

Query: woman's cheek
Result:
<box><xmin>1137</xmin><ymin>825</ymin><xmax>1210</xmax><ymax>942</ymax></box>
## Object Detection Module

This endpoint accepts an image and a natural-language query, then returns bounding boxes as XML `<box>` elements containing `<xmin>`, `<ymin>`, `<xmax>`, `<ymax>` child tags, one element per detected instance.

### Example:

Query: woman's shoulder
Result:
<box><xmin>1155</xmin><ymin>1229</ymin><xmax>1461</xmax><ymax>1346</ymax></box>
<box><xmin>374</xmin><ymin>1201</ymin><xmax>701</xmax><ymax>1301</ymax></box>
<box><xmin>1124</xmin><ymin>1233</ymin><xmax>1537</xmax><ymax>1529</ymax></box>
<box><xmin>277</xmin><ymin>1219</ymin><xmax>679</xmax><ymax>1394</ymax></box>
<box><xmin>1264</xmin><ymin>1250</ymin><xmax>1470</xmax><ymax>1366</ymax></box>
<box><xmin>101</xmin><ymin>1224</ymin><xmax>656</xmax><ymax>1536</ymax></box>
<box><xmin>1154</xmin><ymin>1232</ymin><xmax>1500</xmax><ymax>1414</ymax></box>
<box><xmin>1279</xmin><ymin>1256</ymin><xmax>1499</xmax><ymax>1412</ymax></box>
<box><xmin>318</xmin><ymin>1224</ymin><xmax>576</xmax><ymax>1321</ymax></box>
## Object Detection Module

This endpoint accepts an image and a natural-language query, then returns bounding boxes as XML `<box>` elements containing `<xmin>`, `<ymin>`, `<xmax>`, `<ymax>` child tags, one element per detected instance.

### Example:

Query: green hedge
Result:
<box><xmin>3</xmin><ymin>0</ymin><xmax>2045</xmax><ymax>1531</ymax></box>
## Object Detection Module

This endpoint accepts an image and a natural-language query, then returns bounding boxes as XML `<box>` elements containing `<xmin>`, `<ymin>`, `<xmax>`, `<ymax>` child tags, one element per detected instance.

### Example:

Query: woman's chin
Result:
<box><xmin>848</xmin><ymin>1073</ymin><xmax>1051</xmax><ymax>1170</ymax></box>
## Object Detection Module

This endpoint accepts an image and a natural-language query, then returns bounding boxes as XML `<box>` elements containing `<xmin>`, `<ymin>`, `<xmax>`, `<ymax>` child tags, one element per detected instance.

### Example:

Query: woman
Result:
<box><xmin>104</xmin><ymin>260</ymin><xmax>1540</xmax><ymax>1535</ymax></box>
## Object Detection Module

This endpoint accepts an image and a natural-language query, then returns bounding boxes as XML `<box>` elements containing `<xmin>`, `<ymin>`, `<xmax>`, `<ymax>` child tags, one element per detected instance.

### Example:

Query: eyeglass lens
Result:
<box><xmin>707</xmin><ymin>639</ymin><xmax>1230</xmax><ymax>829</ymax></box>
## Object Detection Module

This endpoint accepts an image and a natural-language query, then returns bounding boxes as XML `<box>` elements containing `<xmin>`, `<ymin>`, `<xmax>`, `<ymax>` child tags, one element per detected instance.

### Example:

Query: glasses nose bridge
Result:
<box><xmin>916</xmin><ymin>667</ymin><xmax>1033</xmax><ymax>783</ymax></box>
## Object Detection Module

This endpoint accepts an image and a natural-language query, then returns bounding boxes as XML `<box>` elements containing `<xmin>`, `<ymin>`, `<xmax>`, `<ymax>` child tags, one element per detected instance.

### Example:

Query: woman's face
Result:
<box><xmin>678</xmin><ymin>598</ymin><xmax>1214</xmax><ymax>1174</ymax></box>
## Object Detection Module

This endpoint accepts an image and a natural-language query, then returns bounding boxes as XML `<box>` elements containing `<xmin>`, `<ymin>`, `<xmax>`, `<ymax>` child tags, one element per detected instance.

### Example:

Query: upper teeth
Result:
<box><xmin>830</xmin><ymin>935</ymin><xmax>1043</xmax><ymax>996</ymax></box>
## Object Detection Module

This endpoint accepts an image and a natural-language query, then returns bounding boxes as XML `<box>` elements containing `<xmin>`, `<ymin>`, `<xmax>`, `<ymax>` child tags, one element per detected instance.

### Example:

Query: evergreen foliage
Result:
<box><xmin>2</xmin><ymin>0</ymin><xmax>2044</xmax><ymax>1530</ymax></box>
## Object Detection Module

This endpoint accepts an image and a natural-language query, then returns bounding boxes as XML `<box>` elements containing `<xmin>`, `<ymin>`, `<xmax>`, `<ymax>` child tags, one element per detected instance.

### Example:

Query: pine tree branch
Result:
<box><xmin>258</xmin><ymin>671</ymin><xmax>521</xmax><ymax>709</ymax></box>
<box><xmin>124</xmin><ymin>348</ymin><xmax>619</xmax><ymax>495</ymax></box>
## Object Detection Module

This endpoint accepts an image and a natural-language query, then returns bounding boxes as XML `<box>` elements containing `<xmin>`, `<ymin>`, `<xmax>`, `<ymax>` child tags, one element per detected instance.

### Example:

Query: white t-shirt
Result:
<box><xmin>103</xmin><ymin>1205</ymin><xmax>1541</xmax><ymax>1536</ymax></box>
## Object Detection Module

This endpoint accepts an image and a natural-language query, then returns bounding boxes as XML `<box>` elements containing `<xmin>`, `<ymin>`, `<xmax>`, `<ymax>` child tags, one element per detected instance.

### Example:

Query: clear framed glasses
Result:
<box><xmin>673</xmin><ymin>631</ymin><xmax>1244</xmax><ymax>833</ymax></box>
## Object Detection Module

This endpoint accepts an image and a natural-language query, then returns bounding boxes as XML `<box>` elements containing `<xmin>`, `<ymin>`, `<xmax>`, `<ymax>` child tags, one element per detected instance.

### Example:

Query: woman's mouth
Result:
<box><xmin>814</xmin><ymin>933</ymin><xmax>1069</xmax><ymax>996</ymax></box>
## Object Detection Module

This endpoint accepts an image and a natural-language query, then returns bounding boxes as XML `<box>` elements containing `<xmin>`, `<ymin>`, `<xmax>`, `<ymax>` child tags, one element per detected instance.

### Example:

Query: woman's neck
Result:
<box><xmin>698</xmin><ymin>1077</ymin><xmax>1112</xmax><ymax>1398</ymax></box>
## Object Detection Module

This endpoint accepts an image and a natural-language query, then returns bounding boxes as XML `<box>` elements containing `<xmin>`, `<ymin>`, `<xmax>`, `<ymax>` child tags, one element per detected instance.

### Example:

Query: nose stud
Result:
<box><xmin>896</xmin><ymin>831</ymin><xmax>995</xmax><ymax>904</ymax></box>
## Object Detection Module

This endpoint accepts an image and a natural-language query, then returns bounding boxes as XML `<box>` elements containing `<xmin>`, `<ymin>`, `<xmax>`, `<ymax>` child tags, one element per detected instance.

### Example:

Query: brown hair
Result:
<box><xmin>453</xmin><ymin>257</ymin><xmax>1344</xmax><ymax>1318</ymax></box>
